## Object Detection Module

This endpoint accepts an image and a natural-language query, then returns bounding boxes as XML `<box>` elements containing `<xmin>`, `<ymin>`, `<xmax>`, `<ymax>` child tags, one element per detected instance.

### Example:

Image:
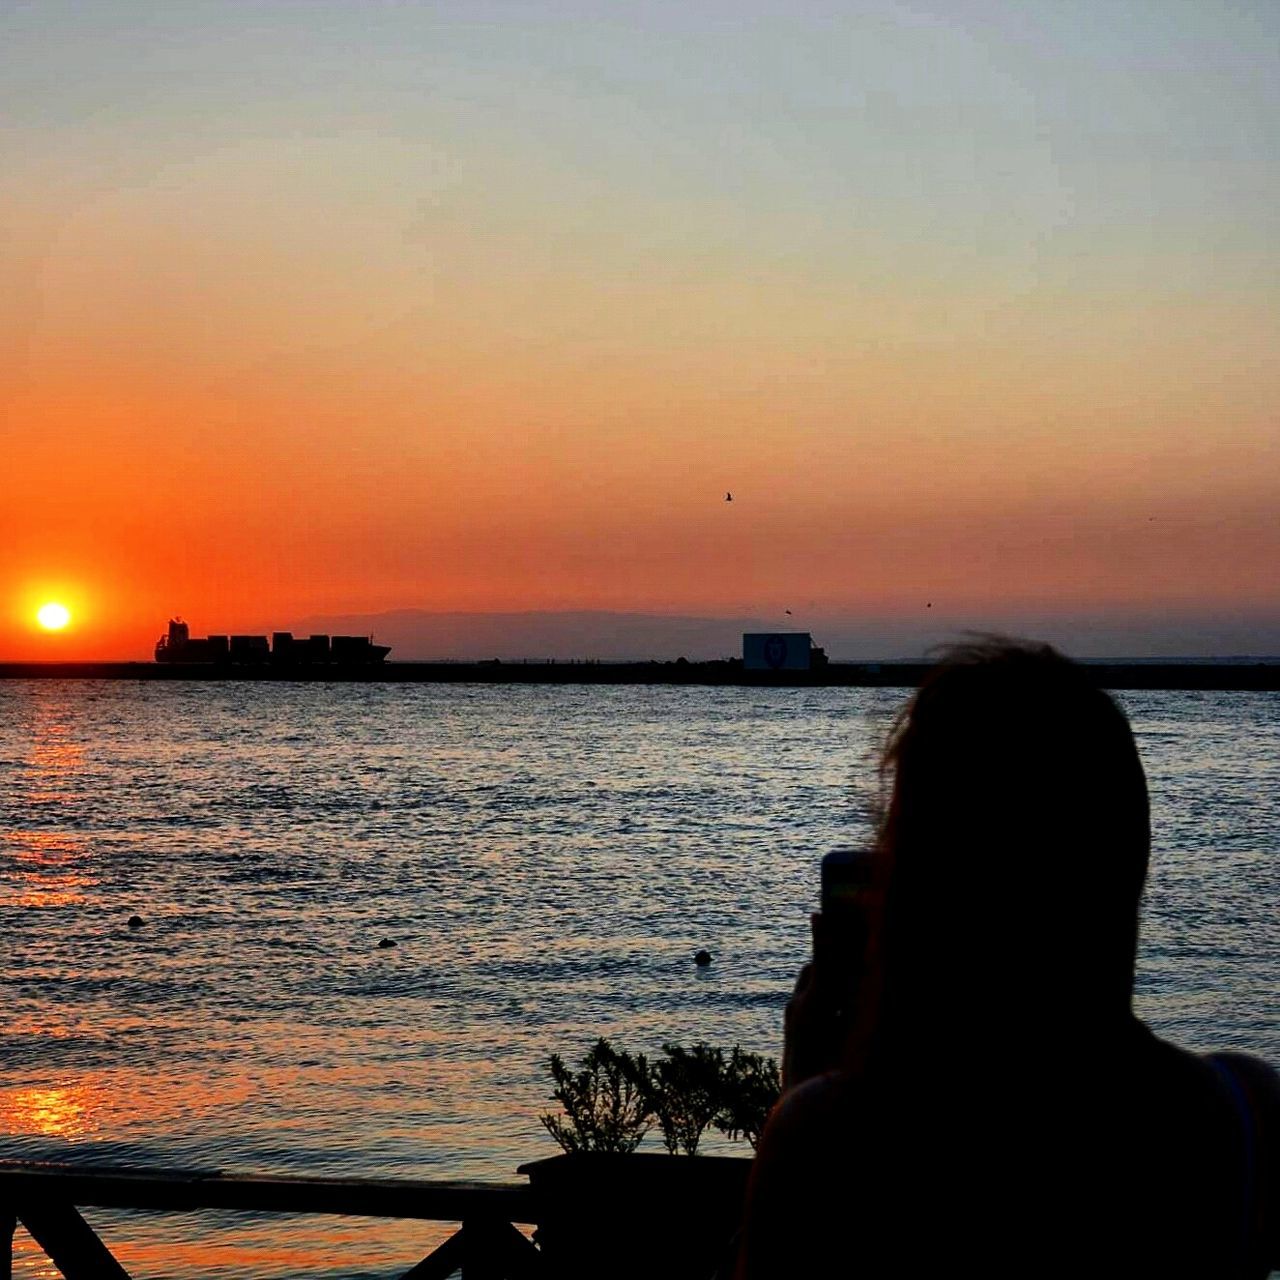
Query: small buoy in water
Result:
<box><xmin>694</xmin><ymin>949</ymin><xmax>712</xmax><ymax>967</ymax></box>
<box><xmin>128</xmin><ymin>915</ymin><xmax>144</xmax><ymax>929</ymax></box>
<box><xmin>378</xmin><ymin>938</ymin><xmax>397</xmax><ymax>949</ymax></box>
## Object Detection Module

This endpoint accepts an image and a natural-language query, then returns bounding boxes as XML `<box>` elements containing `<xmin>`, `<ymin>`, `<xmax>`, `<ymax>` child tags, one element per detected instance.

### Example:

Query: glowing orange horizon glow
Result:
<box><xmin>1</xmin><ymin>5</ymin><xmax>1277</xmax><ymax>661</ymax></box>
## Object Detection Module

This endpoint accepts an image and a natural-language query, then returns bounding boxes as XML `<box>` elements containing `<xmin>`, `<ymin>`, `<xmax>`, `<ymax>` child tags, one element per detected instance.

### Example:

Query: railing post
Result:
<box><xmin>398</xmin><ymin>1226</ymin><xmax>469</xmax><ymax>1279</ymax></box>
<box><xmin>460</xmin><ymin>1219</ymin><xmax>539</xmax><ymax>1280</ymax></box>
<box><xmin>461</xmin><ymin>1217</ymin><xmax>507</xmax><ymax>1280</ymax></box>
<box><xmin>2</xmin><ymin>1209</ymin><xmax>14</xmax><ymax>1280</ymax></box>
<box><xmin>17</xmin><ymin>1203</ymin><xmax>133</xmax><ymax>1280</ymax></box>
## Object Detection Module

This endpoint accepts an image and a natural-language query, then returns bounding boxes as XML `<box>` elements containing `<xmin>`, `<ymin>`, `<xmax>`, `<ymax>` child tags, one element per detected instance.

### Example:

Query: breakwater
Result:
<box><xmin>1</xmin><ymin>660</ymin><xmax>1277</xmax><ymax>689</ymax></box>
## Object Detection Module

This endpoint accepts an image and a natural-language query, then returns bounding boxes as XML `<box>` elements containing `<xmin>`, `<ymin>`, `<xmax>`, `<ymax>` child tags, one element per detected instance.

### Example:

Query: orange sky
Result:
<box><xmin>3</xmin><ymin>3</ymin><xmax>1278</xmax><ymax>659</ymax></box>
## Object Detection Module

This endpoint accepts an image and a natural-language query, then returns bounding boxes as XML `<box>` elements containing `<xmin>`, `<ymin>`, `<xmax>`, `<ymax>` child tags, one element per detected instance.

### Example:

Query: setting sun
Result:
<box><xmin>36</xmin><ymin>602</ymin><xmax>71</xmax><ymax>631</ymax></box>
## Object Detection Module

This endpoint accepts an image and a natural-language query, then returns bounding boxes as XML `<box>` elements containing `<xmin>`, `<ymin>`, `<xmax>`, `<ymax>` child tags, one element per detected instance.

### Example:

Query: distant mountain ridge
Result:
<box><xmin>292</xmin><ymin>610</ymin><xmax>777</xmax><ymax>662</ymax></box>
<box><xmin>288</xmin><ymin>608</ymin><xmax>1280</xmax><ymax>664</ymax></box>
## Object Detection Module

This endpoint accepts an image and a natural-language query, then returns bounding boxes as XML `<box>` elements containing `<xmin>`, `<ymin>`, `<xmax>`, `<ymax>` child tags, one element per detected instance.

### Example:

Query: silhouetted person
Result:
<box><xmin>739</xmin><ymin>640</ymin><xmax>1278</xmax><ymax>1279</ymax></box>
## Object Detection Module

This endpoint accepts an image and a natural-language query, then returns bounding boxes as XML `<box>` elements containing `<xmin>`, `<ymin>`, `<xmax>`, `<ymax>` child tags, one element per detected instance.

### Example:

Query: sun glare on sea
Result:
<box><xmin>37</xmin><ymin>602</ymin><xmax>72</xmax><ymax>631</ymax></box>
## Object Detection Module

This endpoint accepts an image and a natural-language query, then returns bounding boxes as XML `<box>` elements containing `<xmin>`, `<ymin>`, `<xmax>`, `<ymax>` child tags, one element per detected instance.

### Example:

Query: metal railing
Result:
<box><xmin>0</xmin><ymin>1161</ymin><xmax>540</xmax><ymax>1280</ymax></box>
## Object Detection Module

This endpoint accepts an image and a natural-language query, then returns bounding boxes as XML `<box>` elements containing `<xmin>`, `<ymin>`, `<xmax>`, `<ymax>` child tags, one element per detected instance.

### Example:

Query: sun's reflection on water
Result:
<box><xmin>2</xmin><ymin>1081</ymin><xmax>102</xmax><ymax>1139</ymax></box>
<box><xmin>21</xmin><ymin>700</ymin><xmax>86</xmax><ymax>807</ymax></box>
<box><xmin>3</xmin><ymin>830</ymin><xmax>96</xmax><ymax>908</ymax></box>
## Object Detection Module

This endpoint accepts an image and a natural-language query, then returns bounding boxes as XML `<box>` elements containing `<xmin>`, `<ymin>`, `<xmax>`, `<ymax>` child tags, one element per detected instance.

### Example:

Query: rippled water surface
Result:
<box><xmin>1</xmin><ymin>681</ymin><xmax>1276</xmax><ymax>1277</ymax></box>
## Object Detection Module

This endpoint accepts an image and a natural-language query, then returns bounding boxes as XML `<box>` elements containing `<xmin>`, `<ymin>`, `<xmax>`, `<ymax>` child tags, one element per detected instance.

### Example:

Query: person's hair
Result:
<box><xmin>858</xmin><ymin>638</ymin><xmax>1150</xmax><ymax>1063</ymax></box>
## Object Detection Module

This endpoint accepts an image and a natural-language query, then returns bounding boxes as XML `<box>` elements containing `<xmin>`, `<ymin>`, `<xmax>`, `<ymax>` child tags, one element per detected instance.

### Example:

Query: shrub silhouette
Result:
<box><xmin>540</xmin><ymin>1039</ymin><xmax>652</xmax><ymax>1154</ymax></box>
<box><xmin>541</xmin><ymin>1038</ymin><xmax>781</xmax><ymax>1155</ymax></box>
<box><xmin>647</xmin><ymin>1042</ymin><xmax>727</xmax><ymax>1156</ymax></box>
<box><xmin>713</xmin><ymin>1047</ymin><xmax>781</xmax><ymax>1150</ymax></box>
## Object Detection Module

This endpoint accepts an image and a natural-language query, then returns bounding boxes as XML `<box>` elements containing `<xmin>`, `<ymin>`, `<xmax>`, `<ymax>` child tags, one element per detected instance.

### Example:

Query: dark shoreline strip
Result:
<box><xmin>0</xmin><ymin>661</ymin><xmax>1277</xmax><ymax>690</ymax></box>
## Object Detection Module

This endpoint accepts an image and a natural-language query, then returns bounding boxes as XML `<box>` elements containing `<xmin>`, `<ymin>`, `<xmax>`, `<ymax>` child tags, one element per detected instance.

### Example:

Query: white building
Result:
<box><xmin>742</xmin><ymin>632</ymin><xmax>814</xmax><ymax>671</ymax></box>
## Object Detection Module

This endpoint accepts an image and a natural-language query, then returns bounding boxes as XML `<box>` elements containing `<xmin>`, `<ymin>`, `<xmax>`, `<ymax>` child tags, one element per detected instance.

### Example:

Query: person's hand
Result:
<box><xmin>781</xmin><ymin>914</ymin><xmax>846</xmax><ymax>1091</ymax></box>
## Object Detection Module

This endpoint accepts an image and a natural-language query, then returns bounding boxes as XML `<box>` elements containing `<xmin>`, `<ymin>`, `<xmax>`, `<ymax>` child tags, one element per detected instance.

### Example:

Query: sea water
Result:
<box><xmin>1</xmin><ymin>681</ymin><xmax>1276</xmax><ymax>1277</ymax></box>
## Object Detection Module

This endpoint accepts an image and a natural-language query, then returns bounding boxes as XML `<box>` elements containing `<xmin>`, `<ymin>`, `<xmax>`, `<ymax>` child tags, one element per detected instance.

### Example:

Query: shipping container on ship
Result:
<box><xmin>154</xmin><ymin>619</ymin><xmax>390</xmax><ymax>664</ymax></box>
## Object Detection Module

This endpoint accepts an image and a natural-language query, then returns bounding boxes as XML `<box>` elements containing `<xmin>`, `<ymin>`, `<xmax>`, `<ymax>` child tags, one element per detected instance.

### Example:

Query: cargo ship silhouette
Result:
<box><xmin>155</xmin><ymin>619</ymin><xmax>390</xmax><ymax>665</ymax></box>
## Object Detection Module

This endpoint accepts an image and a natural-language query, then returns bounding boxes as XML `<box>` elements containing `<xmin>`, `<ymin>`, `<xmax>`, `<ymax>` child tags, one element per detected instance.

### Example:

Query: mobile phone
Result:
<box><xmin>821</xmin><ymin>846</ymin><xmax>874</xmax><ymax>917</ymax></box>
<box><xmin>816</xmin><ymin>847</ymin><xmax>875</xmax><ymax>1008</ymax></box>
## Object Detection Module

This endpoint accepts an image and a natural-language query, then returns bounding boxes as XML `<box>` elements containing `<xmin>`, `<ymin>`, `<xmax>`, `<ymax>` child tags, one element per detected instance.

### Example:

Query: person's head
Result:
<box><xmin>871</xmin><ymin>639</ymin><xmax>1150</xmax><ymax>1040</ymax></box>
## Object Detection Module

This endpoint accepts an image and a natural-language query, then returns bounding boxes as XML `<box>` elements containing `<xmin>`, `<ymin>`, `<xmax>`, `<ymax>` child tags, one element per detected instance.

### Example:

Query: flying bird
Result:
<box><xmin>785</xmin><ymin>609</ymin><xmax>792</xmax><ymax>615</ymax></box>
<box><xmin>725</xmin><ymin>491</ymin><xmax>733</xmax><ymax>502</ymax></box>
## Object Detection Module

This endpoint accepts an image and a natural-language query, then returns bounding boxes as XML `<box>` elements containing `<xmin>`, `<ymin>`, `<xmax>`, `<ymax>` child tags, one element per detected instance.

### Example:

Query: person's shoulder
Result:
<box><xmin>1209</xmin><ymin>1050</ymin><xmax>1280</xmax><ymax>1096</ymax></box>
<box><xmin>1206</xmin><ymin>1052</ymin><xmax>1280</xmax><ymax>1275</ymax></box>
<box><xmin>738</xmin><ymin>1074</ymin><xmax>866</xmax><ymax>1279</ymax></box>
<box><xmin>757</xmin><ymin>1072</ymin><xmax>854</xmax><ymax>1157</ymax></box>
<box><xmin>1138</xmin><ymin>1027</ymin><xmax>1279</xmax><ymax>1106</ymax></box>
<box><xmin>1206</xmin><ymin>1049</ymin><xmax>1280</xmax><ymax>1137</ymax></box>
<box><xmin>750</xmin><ymin>1070</ymin><xmax>868</xmax><ymax>1200</ymax></box>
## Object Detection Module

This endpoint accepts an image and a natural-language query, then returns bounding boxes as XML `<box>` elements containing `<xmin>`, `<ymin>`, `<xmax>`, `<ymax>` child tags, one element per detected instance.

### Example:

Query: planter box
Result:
<box><xmin>519</xmin><ymin>1152</ymin><xmax>753</xmax><ymax>1280</ymax></box>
